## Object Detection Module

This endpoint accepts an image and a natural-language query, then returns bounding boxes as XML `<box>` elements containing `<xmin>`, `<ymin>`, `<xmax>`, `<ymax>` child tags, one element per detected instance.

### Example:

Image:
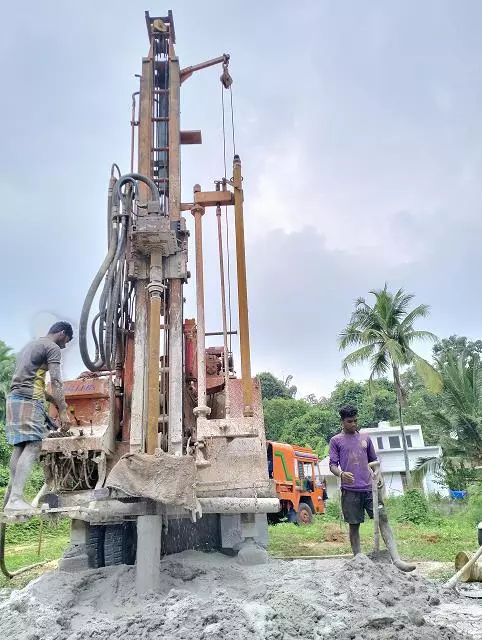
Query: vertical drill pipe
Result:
<box><xmin>233</xmin><ymin>155</ymin><xmax>253</xmax><ymax>416</ymax></box>
<box><xmin>192</xmin><ymin>204</ymin><xmax>208</xmax><ymax>410</ymax></box>
<box><xmin>130</xmin><ymin>54</ymin><xmax>153</xmax><ymax>451</ymax></box>
<box><xmin>167</xmin><ymin>45</ymin><xmax>184</xmax><ymax>455</ymax></box>
<box><xmin>130</xmin><ymin>92</ymin><xmax>139</xmax><ymax>173</ymax></box>
<box><xmin>146</xmin><ymin>252</ymin><xmax>163</xmax><ymax>454</ymax></box>
<box><xmin>216</xmin><ymin>206</ymin><xmax>231</xmax><ymax>416</ymax></box>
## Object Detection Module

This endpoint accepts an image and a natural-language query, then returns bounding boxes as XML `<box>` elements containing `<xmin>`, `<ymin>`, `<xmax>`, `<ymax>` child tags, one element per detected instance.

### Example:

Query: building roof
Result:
<box><xmin>359</xmin><ymin>424</ymin><xmax>422</xmax><ymax>435</ymax></box>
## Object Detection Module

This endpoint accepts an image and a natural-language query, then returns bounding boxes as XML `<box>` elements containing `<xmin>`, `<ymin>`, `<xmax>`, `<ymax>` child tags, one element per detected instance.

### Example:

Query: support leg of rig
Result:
<box><xmin>236</xmin><ymin>513</ymin><xmax>268</xmax><ymax>566</ymax></box>
<box><xmin>136</xmin><ymin>515</ymin><xmax>162</xmax><ymax>595</ymax></box>
<box><xmin>59</xmin><ymin>520</ymin><xmax>91</xmax><ymax>572</ymax></box>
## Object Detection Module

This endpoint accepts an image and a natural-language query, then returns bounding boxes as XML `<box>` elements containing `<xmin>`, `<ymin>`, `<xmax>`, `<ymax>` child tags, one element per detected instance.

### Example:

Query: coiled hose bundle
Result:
<box><xmin>79</xmin><ymin>171</ymin><xmax>159</xmax><ymax>372</ymax></box>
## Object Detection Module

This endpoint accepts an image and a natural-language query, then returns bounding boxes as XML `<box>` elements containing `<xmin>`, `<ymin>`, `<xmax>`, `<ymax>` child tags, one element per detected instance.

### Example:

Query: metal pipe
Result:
<box><xmin>167</xmin><ymin>49</ymin><xmax>184</xmax><ymax>455</ymax></box>
<box><xmin>216</xmin><ymin>205</ymin><xmax>231</xmax><ymax>417</ymax></box>
<box><xmin>192</xmin><ymin>196</ymin><xmax>210</xmax><ymax>421</ymax></box>
<box><xmin>205</xmin><ymin>330</ymin><xmax>237</xmax><ymax>337</ymax></box>
<box><xmin>232</xmin><ymin>155</ymin><xmax>253</xmax><ymax>416</ymax></box>
<box><xmin>197</xmin><ymin>497</ymin><xmax>279</xmax><ymax>514</ymax></box>
<box><xmin>180</xmin><ymin>54</ymin><xmax>229</xmax><ymax>82</ymax></box>
<box><xmin>130</xmin><ymin>92</ymin><xmax>139</xmax><ymax>173</ymax></box>
<box><xmin>146</xmin><ymin>251</ymin><xmax>163</xmax><ymax>454</ymax></box>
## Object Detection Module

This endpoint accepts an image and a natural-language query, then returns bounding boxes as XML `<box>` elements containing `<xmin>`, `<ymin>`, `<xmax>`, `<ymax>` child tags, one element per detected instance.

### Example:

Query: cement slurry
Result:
<box><xmin>0</xmin><ymin>552</ymin><xmax>480</xmax><ymax>639</ymax></box>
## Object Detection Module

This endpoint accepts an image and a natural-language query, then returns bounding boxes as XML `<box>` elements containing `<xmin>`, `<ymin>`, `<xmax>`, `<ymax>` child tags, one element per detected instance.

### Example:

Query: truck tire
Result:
<box><xmin>103</xmin><ymin>523</ymin><xmax>137</xmax><ymax>567</ymax></box>
<box><xmin>296</xmin><ymin>503</ymin><xmax>313</xmax><ymax>526</ymax></box>
<box><xmin>478</xmin><ymin>522</ymin><xmax>482</xmax><ymax>547</ymax></box>
<box><xmin>86</xmin><ymin>525</ymin><xmax>105</xmax><ymax>568</ymax></box>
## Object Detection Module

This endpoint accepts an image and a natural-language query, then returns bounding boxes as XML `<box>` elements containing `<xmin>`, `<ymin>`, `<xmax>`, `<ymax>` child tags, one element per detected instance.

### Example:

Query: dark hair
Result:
<box><xmin>48</xmin><ymin>321</ymin><xmax>73</xmax><ymax>340</ymax></box>
<box><xmin>339</xmin><ymin>404</ymin><xmax>358</xmax><ymax>420</ymax></box>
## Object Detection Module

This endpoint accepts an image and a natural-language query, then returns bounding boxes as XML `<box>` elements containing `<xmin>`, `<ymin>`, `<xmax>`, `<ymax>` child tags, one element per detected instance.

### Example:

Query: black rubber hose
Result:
<box><xmin>0</xmin><ymin>488</ymin><xmax>48</xmax><ymax>579</ymax></box>
<box><xmin>79</xmin><ymin>171</ymin><xmax>161</xmax><ymax>372</ymax></box>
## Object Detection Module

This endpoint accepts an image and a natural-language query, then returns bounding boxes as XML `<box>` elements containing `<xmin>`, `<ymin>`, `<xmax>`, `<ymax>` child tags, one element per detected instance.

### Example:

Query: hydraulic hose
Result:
<box><xmin>0</xmin><ymin>489</ymin><xmax>48</xmax><ymax>580</ymax></box>
<box><xmin>79</xmin><ymin>171</ymin><xmax>162</xmax><ymax>372</ymax></box>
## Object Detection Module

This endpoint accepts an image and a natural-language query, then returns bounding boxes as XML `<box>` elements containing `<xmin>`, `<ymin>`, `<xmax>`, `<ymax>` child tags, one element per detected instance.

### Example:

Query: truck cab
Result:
<box><xmin>267</xmin><ymin>441</ymin><xmax>326</xmax><ymax>525</ymax></box>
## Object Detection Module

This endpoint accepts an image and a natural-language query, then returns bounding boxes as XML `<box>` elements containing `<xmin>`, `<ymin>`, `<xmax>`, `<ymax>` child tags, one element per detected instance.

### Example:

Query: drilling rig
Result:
<box><xmin>35</xmin><ymin>10</ymin><xmax>277</xmax><ymax>587</ymax></box>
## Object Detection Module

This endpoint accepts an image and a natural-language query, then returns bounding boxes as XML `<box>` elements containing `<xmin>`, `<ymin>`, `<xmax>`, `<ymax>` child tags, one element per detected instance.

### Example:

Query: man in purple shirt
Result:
<box><xmin>329</xmin><ymin>404</ymin><xmax>379</xmax><ymax>555</ymax></box>
<box><xmin>329</xmin><ymin>404</ymin><xmax>416</xmax><ymax>572</ymax></box>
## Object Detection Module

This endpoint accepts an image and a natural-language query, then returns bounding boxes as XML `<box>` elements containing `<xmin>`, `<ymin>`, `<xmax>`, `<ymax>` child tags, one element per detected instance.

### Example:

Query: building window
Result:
<box><xmin>376</xmin><ymin>437</ymin><xmax>384</xmax><ymax>450</ymax></box>
<box><xmin>406</xmin><ymin>435</ymin><xmax>413</xmax><ymax>448</ymax></box>
<box><xmin>388</xmin><ymin>436</ymin><xmax>401</xmax><ymax>449</ymax></box>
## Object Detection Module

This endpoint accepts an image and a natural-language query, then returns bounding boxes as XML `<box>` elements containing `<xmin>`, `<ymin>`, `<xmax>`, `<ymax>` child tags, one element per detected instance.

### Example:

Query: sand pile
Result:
<box><xmin>0</xmin><ymin>552</ymin><xmax>479</xmax><ymax>640</ymax></box>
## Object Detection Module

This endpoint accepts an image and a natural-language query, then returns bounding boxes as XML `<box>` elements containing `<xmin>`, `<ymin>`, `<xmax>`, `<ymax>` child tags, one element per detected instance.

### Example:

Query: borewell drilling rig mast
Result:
<box><xmin>35</xmin><ymin>10</ymin><xmax>277</xmax><ymax>576</ymax></box>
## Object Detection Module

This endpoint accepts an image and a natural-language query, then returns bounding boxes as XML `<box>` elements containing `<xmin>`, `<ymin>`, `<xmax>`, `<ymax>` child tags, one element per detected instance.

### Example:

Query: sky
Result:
<box><xmin>1</xmin><ymin>1</ymin><xmax>482</xmax><ymax>398</ymax></box>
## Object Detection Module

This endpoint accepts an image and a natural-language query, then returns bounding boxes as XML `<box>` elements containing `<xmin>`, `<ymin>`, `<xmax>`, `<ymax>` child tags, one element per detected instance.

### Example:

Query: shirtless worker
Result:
<box><xmin>329</xmin><ymin>404</ymin><xmax>416</xmax><ymax>571</ymax></box>
<box><xmin>4</xmin><ymin>322</ymin><xmax>73</xmax><ymax>512</ymax></box>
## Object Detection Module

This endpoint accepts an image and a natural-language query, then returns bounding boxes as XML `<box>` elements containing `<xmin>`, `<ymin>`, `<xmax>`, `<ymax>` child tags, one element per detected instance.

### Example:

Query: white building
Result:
<box><xmin>319</xmin><ymin>423</ymin><xmax>447</xmax><ymax>498</ymax></box>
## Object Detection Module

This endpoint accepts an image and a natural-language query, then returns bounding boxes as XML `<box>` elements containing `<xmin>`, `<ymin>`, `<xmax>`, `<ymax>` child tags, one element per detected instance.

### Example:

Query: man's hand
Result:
<box><xmin>340</xmin><ymin>471</ymin><xmax>355</xmax><ymax>484</ymax></box>
<box><xmin>59</xmin><ymin>409</ymin><xmax>72</xmax><ymax>432</ymax></box>
<box><xmin>369</xmin><ymin>466</ymin><xmax>384</xmax><ymax>489</ymax></box>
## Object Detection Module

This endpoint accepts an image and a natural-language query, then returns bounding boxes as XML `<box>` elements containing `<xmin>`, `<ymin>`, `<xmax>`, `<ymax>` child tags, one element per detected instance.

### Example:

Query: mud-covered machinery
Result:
<box><xmin>40</xmin><ymin>10</ymin><xmax>277</xmax><ymax>568</ymax></box>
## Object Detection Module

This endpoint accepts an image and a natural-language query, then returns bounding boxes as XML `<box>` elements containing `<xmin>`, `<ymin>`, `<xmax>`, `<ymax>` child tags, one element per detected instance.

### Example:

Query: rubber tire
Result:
<box><xmin>103</xmin><ymin>523</ymin><xmax>137</xmax><ymax>567</ymax></box>
<box><xmin>478</xmin><ymin>523</ymin><xmax>482</xmax><ymax>547</ymax></box>
<box><xmin>296</xmin><ymin>503</ymin><xmax>313</xmax><ymax>526</ymax></box>
<box><xmin>86</xmin><ymin>525</ymin><xmax>105</xmax><ymax>568</ymax></box>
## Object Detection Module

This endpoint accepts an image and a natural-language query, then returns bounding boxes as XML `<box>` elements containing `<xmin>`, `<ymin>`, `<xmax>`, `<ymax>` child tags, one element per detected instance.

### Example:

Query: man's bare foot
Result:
<box><xmin>4</xmin><ymin>498</ymin><xmax>35</xmax><ymax>513</ymax></box>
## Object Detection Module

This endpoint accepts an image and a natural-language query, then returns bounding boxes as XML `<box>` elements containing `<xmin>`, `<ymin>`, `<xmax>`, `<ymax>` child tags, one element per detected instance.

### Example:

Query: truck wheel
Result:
<box><xmin>86</xmin><ymin>525</ymin><xmax>105</xmax><ymax>568</ymax></box>
<box><xmin>104</xmin><ymin>523</ymin><xmax>137</xmax><ymax>566</ymax></box>
<box><xmin>296</xmin><ymin>503</ymin><xmax>313</xmax><ymax>525</ymax></box>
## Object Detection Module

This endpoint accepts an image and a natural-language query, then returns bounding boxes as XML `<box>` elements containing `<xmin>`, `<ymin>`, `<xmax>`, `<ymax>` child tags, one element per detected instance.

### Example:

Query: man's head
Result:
<box><xmin>339</xmin><ymin>405</ymin><xmax>358</xmax><ymax>433</ymax></box>
<box><xmin>47</xmin><ymin>321</ymin><xmax>74</xmax><ymax>349</ymax></box>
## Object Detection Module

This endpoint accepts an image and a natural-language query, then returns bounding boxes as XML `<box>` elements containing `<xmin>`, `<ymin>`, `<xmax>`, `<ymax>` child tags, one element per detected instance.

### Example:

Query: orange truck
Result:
<box><xmin>267</xmin><ymin>441</ymin><xmax>327</xmax><ymax>525</ymax></box>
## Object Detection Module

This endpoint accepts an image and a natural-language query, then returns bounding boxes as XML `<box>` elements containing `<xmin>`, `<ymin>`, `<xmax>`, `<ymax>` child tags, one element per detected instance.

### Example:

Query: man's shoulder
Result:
<box><xmin>329</xmin><ymin>432</ymin><xmax>343</xmax><ymax>444</ymax></box>
<box><xmin>31</xmin><ymin>337</ymin><xmax>61</xmax><ymax>361</ymax></box>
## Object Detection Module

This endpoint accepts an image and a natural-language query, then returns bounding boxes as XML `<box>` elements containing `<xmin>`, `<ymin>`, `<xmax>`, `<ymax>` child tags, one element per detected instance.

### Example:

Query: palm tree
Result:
<box><xmin>339</xmin><ymin>284</ymin><xmax>441</xmax><ymax>487</ymax></box>
<box><xmin>0</xmin><ymin>341</ymin><xmax>15</xmax><ymax>422</ymax></box>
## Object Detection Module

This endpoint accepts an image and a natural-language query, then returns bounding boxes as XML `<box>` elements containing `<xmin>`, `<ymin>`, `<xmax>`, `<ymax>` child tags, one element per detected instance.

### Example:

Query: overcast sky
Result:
<box><xmin>1</xmin><ymin>1</ymin><xmax>482</xmax><ymax>397</ymax></box>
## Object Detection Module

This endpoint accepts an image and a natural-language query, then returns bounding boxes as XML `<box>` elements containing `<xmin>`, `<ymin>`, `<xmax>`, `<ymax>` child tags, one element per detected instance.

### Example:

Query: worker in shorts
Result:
<box><xmin>328</xmin><ymin>404</ymin><xmax>416</xmax><ymax>571</ymax></box>
<box><xmin>4</xmin><ymin>322</ymin><xmax>73</xmax><ymax>512</ymax></box>
<box><xmin>329</xmin><ymin>404</ymin><xmax>381</xmax><ymax>556</ymax></box>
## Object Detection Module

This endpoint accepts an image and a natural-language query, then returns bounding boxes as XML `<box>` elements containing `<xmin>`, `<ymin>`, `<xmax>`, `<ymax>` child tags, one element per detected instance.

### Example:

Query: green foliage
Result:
<box><xmin>433</xmin><ymin>335</ymin><xmax>482</xmax><ymax>370</ymax></box>
<box><xmin>257</xmin><ymin>372</ymin><xmax>297</xmax><ymax>400</ymax></box>
<box><xmin>0</xmin><ymin>467</ymin><xmax>9</xmax><ymax>487</ymax></box>
<box><xmin>263</xmin><ymin>398</ymin><xmax>310</xmax><ymax>442</ymax></box>
<box><xmin>398</xmin><ymin>489</ymin><xmax>429</xmax><ymax>524</ymax></box>
<box><xmin>0</xmin><ymin>341</ymin><xmax>15</xmax><ymax>422</ymax></box>
<box><xmin>465</xmin><ymin>483</ymin><xmax>482</xmax><ymax>525</ymax></box>
<box><xmin>0</xmin><ymin>424</ymin><xmax>11</xmax><ymax>466</ymax></box>
<box><xmin>324</xmin><ymin>499</ymin><xmax>342</xmax><ymax>521</ymax></box>
<box><xmin>268</xmin><ymin>499</ymin><xmax>475</xmax><ymax>562</ymax></box>
<box><xmin>436</xmin><ymin>459</ymin><xmax>479</xmax><ymax>491</ymax></box>
<box><xmin>434</xmin><ymin>354</ymin><xmax>482</xmax><ymax>460</ymax></box>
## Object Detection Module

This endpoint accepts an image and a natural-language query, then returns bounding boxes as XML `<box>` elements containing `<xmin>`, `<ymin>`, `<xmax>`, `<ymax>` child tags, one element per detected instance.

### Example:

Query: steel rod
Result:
<box><xmin>216</xmin><ymin>205</ymin><xmax>231</xmax><ymax>416</ymax></box>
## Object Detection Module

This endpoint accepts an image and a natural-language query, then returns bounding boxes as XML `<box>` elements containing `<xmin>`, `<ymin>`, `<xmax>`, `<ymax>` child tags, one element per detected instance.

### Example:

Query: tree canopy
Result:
<box><xmin>339</xmin><ymin>284</ymin><xmax>441</xmax><ymax>486</ymax></box>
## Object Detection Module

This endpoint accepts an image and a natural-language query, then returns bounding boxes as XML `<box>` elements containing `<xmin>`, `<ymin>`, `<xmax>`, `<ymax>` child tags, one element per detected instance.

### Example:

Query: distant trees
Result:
<box><xmin>257</xmin><ymin>372</ymin><xmax>297</xmax><ymax>400</ymax></box>
<box><xmin>259</xmin><ymin>374</ymin><xmax>401</xmax><ymax>460</ymax></box>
